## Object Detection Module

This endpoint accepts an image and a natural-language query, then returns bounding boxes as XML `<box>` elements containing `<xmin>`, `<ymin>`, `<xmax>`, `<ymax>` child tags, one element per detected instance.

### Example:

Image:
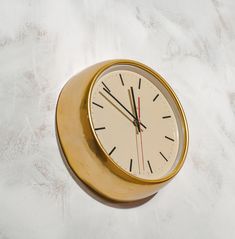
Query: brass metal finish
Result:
<box><xmin>56</xmin><ymin>59</ymin><xmax>189</xmax><ymax>202</ymax></box>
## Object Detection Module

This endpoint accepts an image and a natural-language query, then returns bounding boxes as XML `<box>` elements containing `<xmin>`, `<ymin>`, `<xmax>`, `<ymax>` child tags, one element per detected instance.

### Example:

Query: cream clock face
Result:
<box><xmin>89</xmin><ymin>64</ymin><xmax>183</xmax><ymax>180</ymax></box>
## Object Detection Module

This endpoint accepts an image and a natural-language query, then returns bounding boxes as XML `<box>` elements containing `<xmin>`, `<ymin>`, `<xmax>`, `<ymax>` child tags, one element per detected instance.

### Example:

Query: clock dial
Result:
<box><xmin>89</xmin><ymin>64</ymin><xmax>183</xmax><ymax>180</ymax></box>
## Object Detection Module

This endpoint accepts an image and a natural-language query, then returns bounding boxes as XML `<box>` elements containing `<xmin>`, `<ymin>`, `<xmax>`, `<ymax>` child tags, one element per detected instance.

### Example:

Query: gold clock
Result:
<box><xmin>56</xmin><ymin>59</ymin><xmax>189</xmax><ymax>202</ymax></box>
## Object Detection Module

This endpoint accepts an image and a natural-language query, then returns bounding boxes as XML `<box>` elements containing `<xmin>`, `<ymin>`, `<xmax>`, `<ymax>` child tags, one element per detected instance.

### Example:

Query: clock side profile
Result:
<box><xmin>56</xmin><ymin>59</ymin><xmax>189</xmax><ymax>202</ymax></box>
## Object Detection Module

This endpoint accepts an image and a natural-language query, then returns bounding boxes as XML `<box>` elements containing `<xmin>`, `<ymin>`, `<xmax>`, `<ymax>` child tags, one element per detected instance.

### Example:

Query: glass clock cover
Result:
<box><xmin>89</xmin><ymin>64</ymin><xmax>185</xmax><ymax>181</ymax></box>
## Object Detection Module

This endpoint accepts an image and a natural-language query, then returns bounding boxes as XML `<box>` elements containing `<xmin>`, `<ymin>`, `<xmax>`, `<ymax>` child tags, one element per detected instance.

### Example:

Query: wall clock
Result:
<box><xmin>56</xmin><ymin>59</ymin><xmax>189</xmax><ymax>202</ymax></box>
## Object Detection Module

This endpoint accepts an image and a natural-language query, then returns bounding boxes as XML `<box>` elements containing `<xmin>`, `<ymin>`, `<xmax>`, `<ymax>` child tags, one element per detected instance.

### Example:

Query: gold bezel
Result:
<box><xmin>87</xmin><ymin>59</ymin><xmax>189</xmax><ymax>184</ymax></box>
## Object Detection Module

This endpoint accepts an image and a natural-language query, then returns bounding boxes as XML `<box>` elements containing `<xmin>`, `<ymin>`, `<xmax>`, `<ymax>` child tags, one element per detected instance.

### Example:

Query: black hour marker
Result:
<box><xmin>165</xmin><ymin>136</ymin><xmax>175</xmax><ymax>142</ymax></box>
<box><xmin>109</xmin><ymin>146</ymin><xmax>116</xmax><ymax>156</ymax></box>
<box><xmin>102</xmin><ymin>81</ymin><xmax>111</xmax><ymax>92</ymax></box>
<box><xmin>129</xmin><ymin>159</ymin><xmax>133</xmax><ymax>172</ymax></box>
<box><xmin>153</xmin><ymin>94</ymin><xmax>159</xmax><ymax>102</ymax></box>
<box><xmin>119</xmin><ymin>74</ymin><xmax>124</xmax><ymax>86</ymax></box>
<box><xmin>162</xmin><ymin>115</ymin><xmax>171</xmax><ymax>119</ymax></box>
<box><xmin>138</xmin><ymin>78</ymin><xmax>141</xmax><ymax>89</ymax></box>
<box><xmin>160</xmin><ymin>152</ymin><xmax>168</xmax><ymax>162</ymax></box>
<box><xmin>147</xmin><ymin>160</ymin><xmax>153</xmax><ymax>173</ymax></box>
<box><xmin>95</xmin><ymin>127</ymin><xmax>106</xmax><ymax>131</ymax></box>
<box><xmin>92</xmin><ymin>102</ymin><xmax>103</xmax><ymax>109</ymax></box>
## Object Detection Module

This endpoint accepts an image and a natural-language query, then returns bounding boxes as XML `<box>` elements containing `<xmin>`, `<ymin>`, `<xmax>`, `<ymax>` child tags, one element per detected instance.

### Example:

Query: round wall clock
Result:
<box><xmin>56</xmin><ymin>59</ymin><xmax>189</xmax><ymax>202</ymax></box>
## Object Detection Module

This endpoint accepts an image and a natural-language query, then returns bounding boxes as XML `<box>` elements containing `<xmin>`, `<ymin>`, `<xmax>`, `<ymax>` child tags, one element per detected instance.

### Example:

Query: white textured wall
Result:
<box><xmin>0</xmin><ymin>0</ymin><xmax>235</xmax><ymax>238</ymax></box>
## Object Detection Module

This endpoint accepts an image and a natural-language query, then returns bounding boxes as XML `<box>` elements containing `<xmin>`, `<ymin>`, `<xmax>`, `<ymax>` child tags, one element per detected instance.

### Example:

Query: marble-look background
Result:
<box><xmin>0</xmin><ymin>0</ymin><xmax>235</xmax><ymax>238</ymax></box>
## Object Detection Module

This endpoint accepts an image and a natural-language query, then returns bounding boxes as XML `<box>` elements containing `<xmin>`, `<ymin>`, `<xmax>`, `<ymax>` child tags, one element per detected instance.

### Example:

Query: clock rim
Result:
<box><xmin>87</xmin><ymin>59</ymin><xmax>189</xmax><ymax>184</ymax></box>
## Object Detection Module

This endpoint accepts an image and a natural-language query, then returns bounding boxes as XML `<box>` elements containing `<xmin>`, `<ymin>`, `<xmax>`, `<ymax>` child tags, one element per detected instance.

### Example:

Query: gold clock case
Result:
<box><xmin>56</xmin><ymin>59</ymin><xmax>189</xmax><ymax>202</ymax></box>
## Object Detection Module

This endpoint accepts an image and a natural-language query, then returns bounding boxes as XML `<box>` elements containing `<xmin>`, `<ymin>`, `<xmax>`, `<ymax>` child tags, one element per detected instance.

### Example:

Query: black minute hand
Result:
<box><xmin>103</xmin><ymin>87</ymin><xmax>147</xmax><ymax>129</ymax></box>
<box><xmin>130</xmin><ymin>86</ymin><xmax>141</xmax><ymax>132</ymax></box>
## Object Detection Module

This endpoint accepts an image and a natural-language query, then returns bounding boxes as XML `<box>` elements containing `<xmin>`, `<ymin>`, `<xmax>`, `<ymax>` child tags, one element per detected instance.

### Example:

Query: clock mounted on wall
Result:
<box><xmin>56</xmin><ymin>59</ymin><xmax>189</xmax><ymax>202</ymax></box>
